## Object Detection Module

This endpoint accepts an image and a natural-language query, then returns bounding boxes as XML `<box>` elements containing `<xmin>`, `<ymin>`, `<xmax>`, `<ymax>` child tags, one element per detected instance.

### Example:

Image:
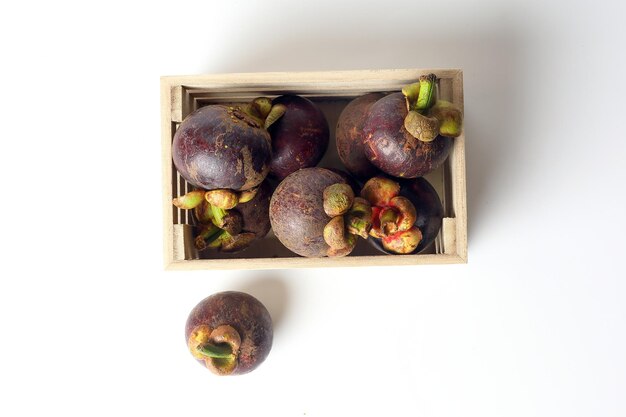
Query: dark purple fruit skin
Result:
<box><xmin>235</xmin><ymin>180</ymin><xmax>272</xmax><ymax>239</ymax></box>
<box><xmin>268</xmin><ymin>95</ymin><xmax>329</xmax><ymax>181</ymax></box>
<box><xmin>369</xmin><ymin>177</ymin><xmax>444</xmax><ymax>255</ymax></box>
<box><xmin>185</xmin><ymin>291</ymin><xmax>273</xmax><ymax>375</ymax></box>
<box><xmin>336</xmin><ymin>93</ymin><xmax>384</xmax><ymax>179</ymax></box>
<box><xmin>269</xmin><ymin>168</ymin><xmax>345</xmax><ymax>257</ymax></box>
<box><xmin>172</xmin><ymin>105</ymin><xmax>271</xmax><ymax>191</ymax></box>
<box><xmin>363</xmin><ymin>93</ymin><xmax>453</xmax><ymax>178</ymax></box>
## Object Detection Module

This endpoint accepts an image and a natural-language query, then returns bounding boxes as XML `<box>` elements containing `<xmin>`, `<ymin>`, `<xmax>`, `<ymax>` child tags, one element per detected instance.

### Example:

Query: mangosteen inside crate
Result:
<box><xmin>161</xmin><ymin>69</ymin><xmax>466</xmax><ymax>270</ymax></box>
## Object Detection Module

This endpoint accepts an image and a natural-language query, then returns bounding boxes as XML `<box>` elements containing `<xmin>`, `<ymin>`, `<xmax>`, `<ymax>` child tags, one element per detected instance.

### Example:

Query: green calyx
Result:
<box><xmin>323</xmin><ymin>183</ymin><xmax>355</xmax><ymax>217</ymax></box>
<box><xmin>172</xmin><ymin>190</ymin><xmax>206</xmax><ymax>210</ymax></box>
<box><xmin>360</xmin><ymin>176</ymin><xmax>423</xmax><ymax>254</ymax></box>
<box><xmin>404</xmin><ymin>111</ymin><xmax>439</xmax><ymax>143</ymax></box>
<box><xmin>173</xmin><ymin>188</ymin><xmax>260</xmax><ymax>252</ymax></box>
<box><xmin>360</xmin><ymin>177</ymin><xmax>400</xmax><ymax>206</ymax></box>
<box><xmin>194</xmin><ymin>200</ymin><xmax>213</xmax><ymax>224</ymax></box>
<box><xmin>205</xmin><ymin>189</ymin><xmax>238</xmax><ymax>210</ymax></box>
<box><xmin>189</xmin><ymin>325</ymin><xmax>241</xmax><ymax>376</ymax></box>
<box><xmin>382</xmin><ymin>227</ymin><xmax>423</xmax><ymax>254</ymax></box>
<box><xmin>251</xmin><ymin>97</ymin><xmax>273</xmax><ymax>119</ymax></box>
<box><xmin>345</xmin><ymin>197</ymin><xmax>373</xmax><ymax>238</ymax></box>
<box><xmin>346</xmin><ymin>216</ymin><xmax>371</xmax><ymax>239</ymax></box>
<box><xmin>401</xmin><ymin>74</ymin><xmax>464</xmax><ymax>141</ymax></box>
<box><xmin>243</xmin><ymin>97</ymin><xmax>287</xmax><ymax>130</ymax></box>
<box><xmin>238</xmin><ymin>185</ymin><xmax>260</xmax><ymax>204</ymax></box>
<box><xmin>264</xmin><ymin>104</ymin><xmax>287</xmax><ymax>129</ymax></box>
<box><xmin>428</xmin><ymin>100</ymin><xmax>463</xmax><ymax>138</ymax></box>
<box><xmin>322</xmin><ymin>185</ymin><xmax>373</xmax><ymax>257</ymax></box>
<box><xmin>379</xmin><ymin>207</ymin><xmax>399</xmax><ymax>235</ymax></box>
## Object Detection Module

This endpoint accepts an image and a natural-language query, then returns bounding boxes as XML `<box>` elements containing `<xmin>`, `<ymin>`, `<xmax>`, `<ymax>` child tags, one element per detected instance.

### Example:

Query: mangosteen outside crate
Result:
<box><xmin>161</xmin><ymin>69</ymin><xmax>467</xmax><ymax>270</ymax></box>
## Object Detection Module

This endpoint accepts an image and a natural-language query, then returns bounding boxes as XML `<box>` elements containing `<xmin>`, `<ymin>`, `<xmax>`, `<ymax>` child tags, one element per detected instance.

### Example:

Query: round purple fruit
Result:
<box><xmin>268</xmin><ymin>95</ymin><xmax>329</xmax><ymax>181</ymax></box>
<box><xmin>335</xmin><ymin>93</ymin><xmax>384</xmax><ymax>179</ymax></box>
<box><xmin>173</xmin><ymin>98</ymin><xmax>287</xmax><ymax>191</ymax></box>
<box><xmin>362</xmin><ymin>74</ymin><xmax>463</xmax><ymax>178</ymax></box>
<box><xmin>186</xmin><ymin>291</ymin><xmax>273</xmax><ymax>376</ymax></box>
<box><xmin>269</xmin><ymin>168</ymin><xmax>371</xmax><ymax>257</ymax></box>
<box><xmin>360</xmin><ymin>176</ymin><xmax>443</xmax><ymax>255</ymax></box>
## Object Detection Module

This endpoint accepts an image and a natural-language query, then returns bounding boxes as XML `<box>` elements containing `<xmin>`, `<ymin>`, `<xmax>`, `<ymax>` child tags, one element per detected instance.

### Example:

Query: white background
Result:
<box><xmin>1</xmin><ymin>0</ymin><xmax>625</xmax><ymax>416</ymax></box>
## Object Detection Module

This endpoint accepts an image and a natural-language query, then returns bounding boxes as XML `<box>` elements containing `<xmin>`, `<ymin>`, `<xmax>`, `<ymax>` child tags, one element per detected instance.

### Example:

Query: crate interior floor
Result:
<box><xmin>172</xmin><ymin>96</ymin><xmax>450</xmax><ymax>260</ymax></box>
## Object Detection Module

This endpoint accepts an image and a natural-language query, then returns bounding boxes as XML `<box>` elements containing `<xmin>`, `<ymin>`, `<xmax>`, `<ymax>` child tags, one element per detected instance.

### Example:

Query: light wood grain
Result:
<box><xmin>165</xmin><ymin>253</ymin><xmax>467</xmax><ymax>271</ymax></box>
<box><xmin>160</xmin><ymin>78</ymin><xmax>175</xmax><ymax>268</ymax></box>
<box><xmin>161</xmin><ymin>69</ymin><xmax>463</xmax><ymax>88</ymax></box>
<box><xmin>161</xmin><ymin>69</ymin><xmax>467</xmax><ymax>270</ymax></box>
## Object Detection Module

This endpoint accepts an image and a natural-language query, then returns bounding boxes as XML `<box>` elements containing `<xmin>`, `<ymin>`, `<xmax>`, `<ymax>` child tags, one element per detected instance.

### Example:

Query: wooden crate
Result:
<box><xmin>161</xmin><ymin>69</ymin><xmax>467</xmax><ymax>270</ymax></box>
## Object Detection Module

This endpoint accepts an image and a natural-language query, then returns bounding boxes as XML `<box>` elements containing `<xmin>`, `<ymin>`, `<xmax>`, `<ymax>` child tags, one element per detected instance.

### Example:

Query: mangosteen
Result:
<box><xmin>335</xmin><ymin>92</ymin><xmax>384</xmax><ymax>179</ymax></box>
<box><xmin>360</xmin><ymin>176</ymin><xmax>443</xmax><ymax>254</ymax></box>
<box><xmin>401</xmin><ymin>176</ymin><xmax>444</xmax><ymax>254</ymax></box>
<box><xmin>267</xmin><ymin>95</ymin><xmax>329</xmax><ymax>180</ymax></box>
<box><xmin>173</xmin><ymin>180</ymin><xmax>273</xmax><ymax>253</ymax></box>
<box><xmin>172</xmin><ymin>98</ymin><xmax>286</xmax><ymax>191</ymax></box>
<box><xmin>362</xmin><ymin>74</ymin><xmax>463</xmax><ymax>178</ymax></box>
<box><xmin>269</xmin><ymin>168</ymin><xmax>371</xmax><ymax>257</ymax></box>
<box><xmin>185</xmin><ymin>291</ymin><xmax>273</xmax><ymax>376</ymax></box>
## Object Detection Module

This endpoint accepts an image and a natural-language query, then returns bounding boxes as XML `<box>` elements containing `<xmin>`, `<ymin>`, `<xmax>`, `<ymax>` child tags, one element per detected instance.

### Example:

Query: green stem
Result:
<box><xmin>197</xmin><ymin>343</ymin><xmax>234</xmax><ymax>359</ymax></box>
<box><xmin>211</xmin><ymin>205</ymin><xmax>228</xmax><ymax>227</ymax></box>
<box><xmin>199</xmin><ymin>224</ymin><xmax>221</xmax><ymax>240</ymax></box>
<box><xmin>207</xmin><ymin>229</ymin><xmax>230</xmax><ymax>248</ymax></box>
<box><xmin>415</xmin><ymin>74</ymin><xmax>437</xmax><ymax>113</ymax></box>
<box><xmin>194</xmin><ymin>224</ymin><xmax>222</xmax><ymax>251</ymax></box>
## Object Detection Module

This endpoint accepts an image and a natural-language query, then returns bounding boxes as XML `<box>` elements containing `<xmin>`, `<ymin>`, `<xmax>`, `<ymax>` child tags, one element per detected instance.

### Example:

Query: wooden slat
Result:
<box><xmin>450</xmin><ymin>71</ymin><xmax>467</xmax><ymax>261</ymax></box>
<box><xmin>453</xmin><ymin>70</ymin><xmax>465</xmax><ymax>112</ymax></box>
<box><xmin>165</xmin><ymin>253</ymin><xmax>467</xmax><ymax>271</ymax></box>
<box><xmin>161</xmin><ymin>68</ymin><xmax>462</xmax><ymax>87</ymax></box>
<box><xmin>438</xmin><ymin>78</ymin><xmax>453</xmax><ymax>102</ymax></box>
<box><xmin>161</xmin><ymin>78</ymin><xmax>175</xmax><ymax>268</ymax></box>
<box><xmin>172</xmin><ymin>224</ymin><xmax>198</xmax><ymax>261</ymax></box>
<box><xmin>449</xmin><ymin>133</ymin><xmax>468</xmax><ymax>261</ymax></box>
<box><xmin>171</xmin><ymin>85</ymin><xmax>183</xmax><ymax>123</ymax></box>
<box><xmin>442</xmin><ymin>218</ymin><xmax>457</xmax><ymax>255</ymax></box>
